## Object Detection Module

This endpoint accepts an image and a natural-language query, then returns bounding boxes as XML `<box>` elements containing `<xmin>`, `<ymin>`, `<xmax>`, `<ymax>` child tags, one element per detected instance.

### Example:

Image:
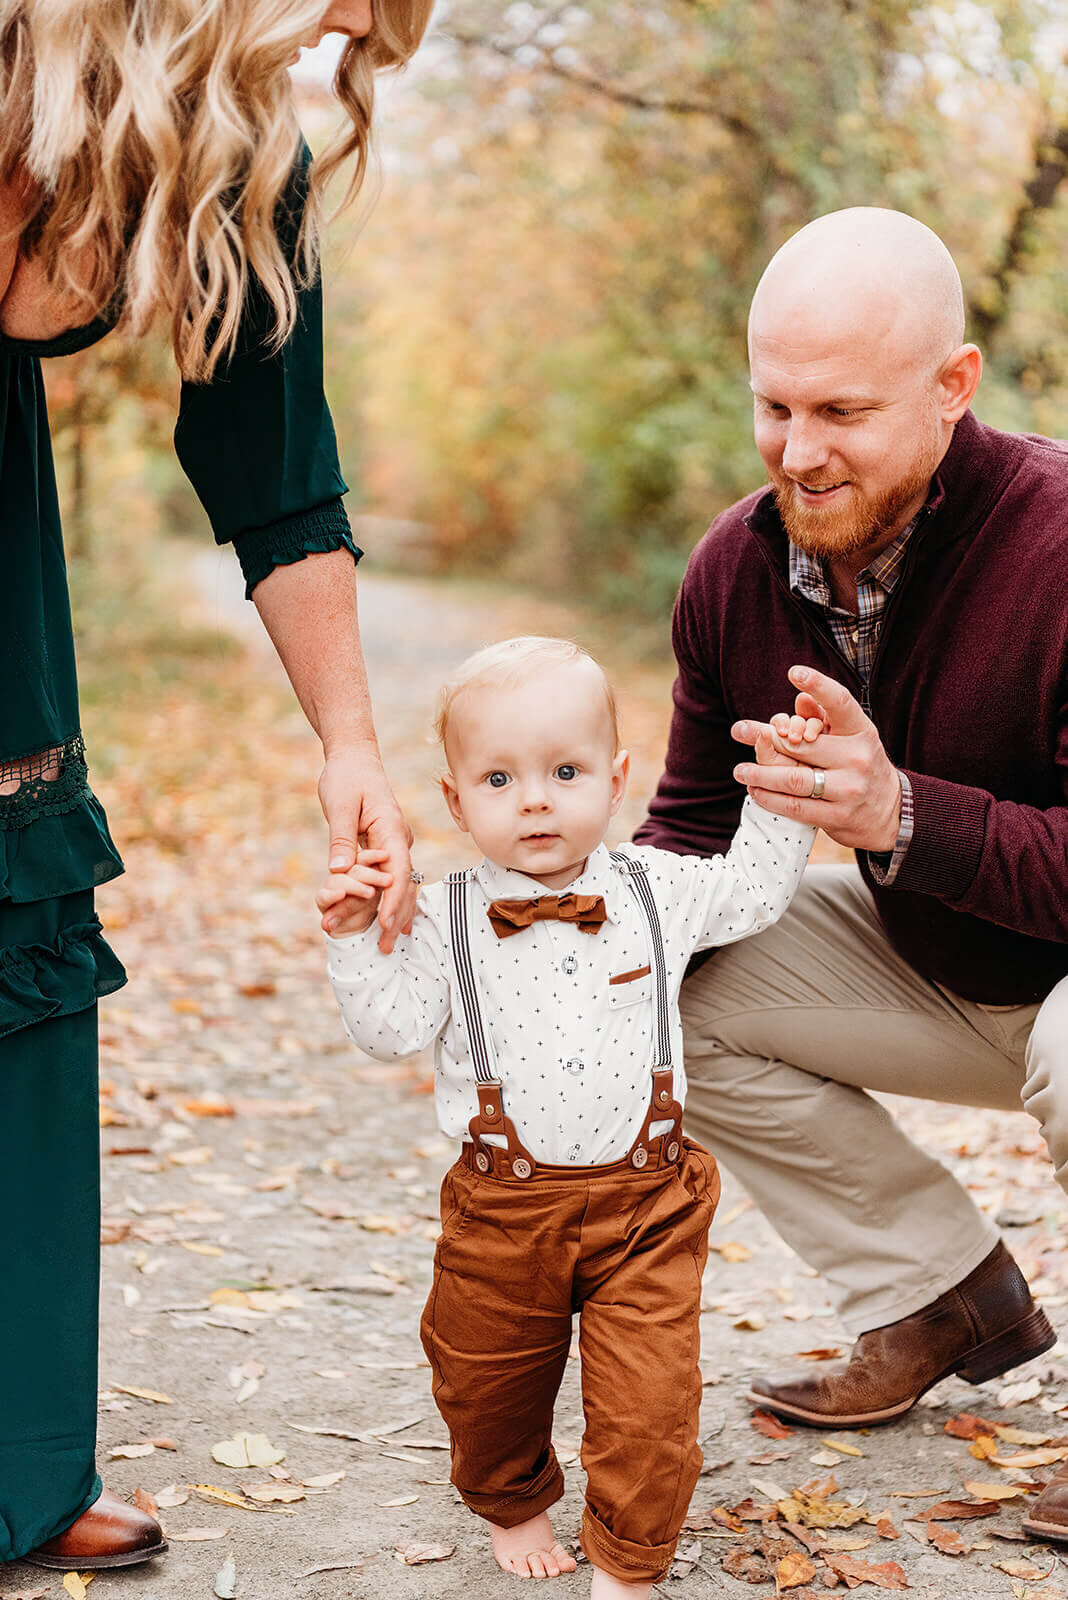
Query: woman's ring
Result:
<box><xmin>810</xmin><ymin>769</ymin><xmax>827</xmax><ymax>801</ymax></box>
<box><xmin>410</xmin><ymin>869</ymin><xmax>425</xmax><ymax>885</ymax></box>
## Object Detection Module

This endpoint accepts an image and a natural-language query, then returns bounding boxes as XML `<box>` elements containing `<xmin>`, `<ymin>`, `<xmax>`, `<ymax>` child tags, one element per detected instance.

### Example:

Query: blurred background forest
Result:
<box><xmin>50</xmin><ymin>0</ymin><xmax>1067</xmax><ymax>622</ymax></box>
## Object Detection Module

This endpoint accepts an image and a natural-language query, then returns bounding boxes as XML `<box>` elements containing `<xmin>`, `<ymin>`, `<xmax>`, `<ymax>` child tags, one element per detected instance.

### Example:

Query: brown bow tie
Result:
<box><xmin>487</xmin><ymin>892</ymin><xmax>608</xmax><ymax>940</ymax></box>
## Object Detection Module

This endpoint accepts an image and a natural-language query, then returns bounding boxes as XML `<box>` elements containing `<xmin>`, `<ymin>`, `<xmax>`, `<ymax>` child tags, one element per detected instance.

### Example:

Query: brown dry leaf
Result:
<box><xmin>777</xmin><ymin>1551</ymin><xmax>819</xmax><ymax>1588</ymax></box>
<box><xmin>167</xmin><ymin>1527</ymin><xmax>230</xmax><ymax>1542</ymax></box>
<box><xmin>995</xmin><ymin>1559</ymin><xmax>1059</xmax><ymax>1580</ymax></box>
<box><xmin>131</xmin><ymin>1487</ymin><xmax>159</xmax><ymax>1518</ymax></box>
<box><xmin>148</xmin><ymin>1436</ymin><xmax>179</xmax><ymax>1450</ymax></box>
<box><xmin>962</xmin><ymin>1480</ymin><xmax>1026</xmax><ymax>1501</ymax></box>
<box><xmin>181</xmin><ymin>1097</ymin><xmax>234</xmax><ymax>1117</ymax></box>
<box><xmin>944</xmin><ymin>1413</ymin><xmax>998</xmax><ymax>1440</ymax></box>
<box><xmin>925</xmin><ymin>1524</ymin><xmax>970</xmax><ymax>1556</ymax></box>
<box><xmin>111</xmin><ymin>1383</ymin><xmax>175</xmax><ymax>1405</ymax></box>
<box><xmin>777</xmin><ymin>1491</ymin><xmax>867</xmax><ymax>1530</ymax></box>
<box><xmin>721</xmin><ymin>1543</ymin><xmax>769</xmax><ymax>1583</ymax></box>
<box><xmin>734</xmin><ymin>1312</ymin><xmax>767</xmax><ymax>1332</ymax></box>
<box><xmin>393</xmin><ymin>1542</ymin><xmax>455</xmax><ymax>1566</ymax></box>
<box><xmin>824</xmin><ymin>1553</ymin><xmax>909</xmax><ymax>1588</ymax></box>
<box><xmin>751</xmin><ymin>1411</ymin><xmax>795</xmax><ymax>1440</ymax></box>
<box><xmin>875</xmin><ymin>1519</ymin><xmax>898</xmax><ymax>1539</ymax></box>
<box><xmin>919</xmin><ymin>1500</ymin><xmax>999</xmax><ymax>1522</ymax></box>
<box><xmin>796</xmin><ymin>1348</ymin><xmax>844</xmax><ymax>1362</ymax></box>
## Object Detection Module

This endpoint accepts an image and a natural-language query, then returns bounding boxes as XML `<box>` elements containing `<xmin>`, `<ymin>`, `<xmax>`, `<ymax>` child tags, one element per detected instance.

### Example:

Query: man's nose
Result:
<box><xmin>781</xmin><ymin>419</ymin><xmax>831</xmax><ymax>479</ymax></box>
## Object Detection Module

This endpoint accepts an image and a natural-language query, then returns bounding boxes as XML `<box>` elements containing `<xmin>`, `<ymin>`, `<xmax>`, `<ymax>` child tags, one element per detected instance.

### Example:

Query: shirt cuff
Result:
<box><xmin>233</xmin><ymin>499</ymin><xmax>363</xmax><ymax>599</ymax></box>
<box><xmin>866</xmin><ymin>770</ymin><xmax>914</xmax><ymax>886</ymax></box>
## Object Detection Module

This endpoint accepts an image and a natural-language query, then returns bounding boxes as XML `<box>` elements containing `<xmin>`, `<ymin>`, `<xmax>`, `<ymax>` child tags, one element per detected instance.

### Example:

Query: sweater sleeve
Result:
<box><xmin>634</xmin><ymin>543</ymin><xmax>748</xmax><ymax>856</ymax></box>
<box><xmin>324</xmin><ymin>897</ymin><xmax>452</xmax><ymax>1060</ymax></box>
<box><xmin>173</xmin><ymin>139</ymin><xmax>360</xmax><ymax>599</ymax></box>
<box><xmin>886</xmin><ymin>687</ymin><xmax>1068</xmax><ymax>941</ymax></box>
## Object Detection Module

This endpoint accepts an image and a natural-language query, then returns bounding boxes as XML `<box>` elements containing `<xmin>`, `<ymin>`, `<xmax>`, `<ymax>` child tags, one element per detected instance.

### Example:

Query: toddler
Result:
<box><xmin>319</xmin><ymin>637</ymin><xmax>814</xmax><ymax>1596</ymax></box>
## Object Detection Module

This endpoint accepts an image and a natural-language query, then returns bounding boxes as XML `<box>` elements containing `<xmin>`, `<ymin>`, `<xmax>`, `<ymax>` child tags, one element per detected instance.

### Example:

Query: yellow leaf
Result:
<box><xmin>969</xmin><ymin>1435</ymin><xmax>999</xmax><ymax>1459</ymax></box>
<box><xmin>112</xmin><ymin>1383</ymin><xmax>175</xmax><ymax>1405</ymax></box>
<box><xmin>777</xmin><ymin>1550</ymin><xmax>818</xmax><ymax>1588</ymax></box>
<box><xmin>180</xmin><ymin>1241</ymin><xmax>224</xmax><ymax>1256</ymax></box>
<box><xmin>992</xmin><ymin>1447</ymin><xmax>1068</xmax><ymax>1470</ymax></box>
<box><xmin>211</xmin><ymin>1433</ymin><xmax>286</xmax><ymax>1469</ymax></box>
<box><xmin>210</xmin><ymin>1288</ymin><xmax>252</xmax><ymax>1307</ymax></box>
<box><xmin>963</xmin><ymin>1480</ymin><xmax>1026</xmax><ymax>1501</ymax></box>
<box><xmin>63</xmin><ymin>1576</ymin><xmax>95</xmax><ymax>1600</ymax></box>
<box><xmin>710</xmin><ymin>1241</ymin><xmax>753</xmax><ymax>1262</ymax></box>
<box><xmin>821</xmin><ymin>1437</ymin><xmax>864</xmax><ymax>1457</ymax></box>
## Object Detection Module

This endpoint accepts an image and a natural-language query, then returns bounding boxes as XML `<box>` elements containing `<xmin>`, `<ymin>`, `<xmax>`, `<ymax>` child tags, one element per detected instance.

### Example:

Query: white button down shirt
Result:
<box><xmin>326</xmin><ymin>798</ymin><xmax>813</xmax><ymax>1166</ymax></box>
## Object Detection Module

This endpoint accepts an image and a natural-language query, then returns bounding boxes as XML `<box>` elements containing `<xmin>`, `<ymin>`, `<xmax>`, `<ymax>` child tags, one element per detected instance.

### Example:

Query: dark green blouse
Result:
<box><xmin>0</xmin><ymin>143</ymin><xmax>359</xmax><ymax>1032</ymax></box>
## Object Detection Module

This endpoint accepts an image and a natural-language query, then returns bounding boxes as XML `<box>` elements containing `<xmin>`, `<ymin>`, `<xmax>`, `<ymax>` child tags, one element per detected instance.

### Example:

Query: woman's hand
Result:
<box><xmin>318</xmin><ymin>742</ymin><xmax>416</xmax><ymax>953</ymax></box>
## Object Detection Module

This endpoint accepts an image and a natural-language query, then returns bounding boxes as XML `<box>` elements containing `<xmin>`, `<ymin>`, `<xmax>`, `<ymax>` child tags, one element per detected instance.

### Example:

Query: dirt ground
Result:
<box><xmin>6</xmin><ymin>554</ymin><xmax>1067</xmax><ymax>1600</ymax></box>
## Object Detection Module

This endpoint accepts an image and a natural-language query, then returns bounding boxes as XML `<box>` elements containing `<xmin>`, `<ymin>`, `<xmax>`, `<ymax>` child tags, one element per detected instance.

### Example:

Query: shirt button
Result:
<box><xmin>565</xmin><ymin>1058</ymin><xmax>585</xmax><ymax>1075</ymax></box>
<box><xmin>567</xmin><ymin>1143</ymin><xmax>582</xmax><ymax>1162</ymax></box>
<box><xmin>562</xmin><ymin>954</ymin><xmax>578</xmax><ymax>976</ymax></box>
<box><xmin>851</xmin><ymin>628</ymin><xmax>859</xmax><ymax>643</ymax></box>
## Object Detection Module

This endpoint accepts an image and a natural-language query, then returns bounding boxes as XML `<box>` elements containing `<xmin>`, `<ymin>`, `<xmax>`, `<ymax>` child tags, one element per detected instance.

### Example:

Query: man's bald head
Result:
<box><xmin>749</xmin><ymin>207</ymin><xmax>965</xmax><ymax>376</ymax></box>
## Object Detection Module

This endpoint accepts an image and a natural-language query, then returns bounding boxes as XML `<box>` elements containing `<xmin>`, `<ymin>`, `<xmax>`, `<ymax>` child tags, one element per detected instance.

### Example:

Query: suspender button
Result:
<box><xmin>475</xmin><ymin>1151</ymin><xmax>490</xmax><ymax>1173</ymax></box>
<box><xmin>631</xmin><ymin>1146</ymin><xmax>648</xmax><ymax>1169</ymax></box>
<box><xmin>667</xmin><ymin>1140</ymin><xmax>680</xmax><ymax>1163</ymax></box>
<box><xmin>512</xmin><ymin>1158</ymin><xmax>532</xmax><ymax>1179</ymax></box>
<box><xmin>657</xmin><ymin>1088</ymin><xmax>670</xmax><ymax>1104</ymax></box>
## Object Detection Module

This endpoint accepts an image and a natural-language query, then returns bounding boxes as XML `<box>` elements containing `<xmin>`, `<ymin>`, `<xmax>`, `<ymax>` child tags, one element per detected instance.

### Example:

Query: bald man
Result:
<box><xmin>637</xmin><ymin>207</ymin><xmax>1068</xmax><ymax>1538</ymax></box>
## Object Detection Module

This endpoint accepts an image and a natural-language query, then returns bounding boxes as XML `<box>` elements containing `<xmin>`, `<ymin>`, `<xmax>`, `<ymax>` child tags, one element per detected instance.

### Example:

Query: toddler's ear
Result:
<box><xmin>609</xmin><ymin>749</ymin><xmax>630</xmax><ymax>815</ymax></box>
<box><xmin>440</xmin><ymin>772</ymin><xmax>469</xmax><ymax>833</ymax></box>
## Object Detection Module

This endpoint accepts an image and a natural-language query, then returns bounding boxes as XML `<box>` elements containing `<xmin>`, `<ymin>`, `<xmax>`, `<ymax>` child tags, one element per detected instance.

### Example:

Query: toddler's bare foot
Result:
<box><xmin>489</xmin><ymin>1513</ymin><xmax>577</xmax><ymax>1579</ymax></box>
<box><xmin>589</xmin><ymin>1568</ymin><xmax>653</xmax><ymax>1599</ymax></box>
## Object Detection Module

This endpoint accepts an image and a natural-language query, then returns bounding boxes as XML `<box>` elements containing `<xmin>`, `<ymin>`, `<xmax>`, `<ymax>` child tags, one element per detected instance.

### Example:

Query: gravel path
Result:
<box><xmin>6</xmin><ymin>555</ymin><xmax>1065</xmax><ymax>1600</ymax></box>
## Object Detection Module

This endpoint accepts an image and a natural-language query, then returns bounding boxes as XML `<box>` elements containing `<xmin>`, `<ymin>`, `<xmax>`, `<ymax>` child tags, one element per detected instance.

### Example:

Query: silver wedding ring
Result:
<box><xmin>810</xmin><ymin>769</ymin><xmax>827</xmax><ymax>801</ymax></box>
<box><xmin>409</xmin><ymin>869</ymin><xmax>425</xmax><ymax>885</ymax></box>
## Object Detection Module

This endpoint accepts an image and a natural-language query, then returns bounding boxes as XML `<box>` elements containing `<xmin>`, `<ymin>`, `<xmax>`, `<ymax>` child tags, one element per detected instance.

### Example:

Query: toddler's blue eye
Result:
<box><xmin>555</xmin><ymin>764</ymin><xmax>578</xmax><ymax>781</ymax></box>
<box><xmin>487</xmin><ymin>771</ymin><xmax>510</xmax><ymax>788</ymax></box>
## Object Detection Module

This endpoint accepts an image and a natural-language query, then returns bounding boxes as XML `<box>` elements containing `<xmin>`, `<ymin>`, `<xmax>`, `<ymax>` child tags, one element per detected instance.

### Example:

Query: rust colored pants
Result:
<box><xmin>420</xmin><ymin>1137</ymin><xmax>720</xmax><ymax>1584</ymax></box>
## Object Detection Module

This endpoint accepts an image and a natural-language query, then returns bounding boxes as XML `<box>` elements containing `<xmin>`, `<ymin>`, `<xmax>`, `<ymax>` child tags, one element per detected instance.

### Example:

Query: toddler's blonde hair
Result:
<box><xmin>434</xmin><ymin>637</ymin><xmax>620</xmax><ymax>757</ymax></box>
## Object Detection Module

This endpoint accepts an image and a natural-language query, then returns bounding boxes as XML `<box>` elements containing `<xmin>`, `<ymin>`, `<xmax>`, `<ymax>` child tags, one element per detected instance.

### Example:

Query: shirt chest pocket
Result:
<box><xmin>607</xmin><ymin>966</ymin><xmax>653</xmax><ymax>1009</ymax></box>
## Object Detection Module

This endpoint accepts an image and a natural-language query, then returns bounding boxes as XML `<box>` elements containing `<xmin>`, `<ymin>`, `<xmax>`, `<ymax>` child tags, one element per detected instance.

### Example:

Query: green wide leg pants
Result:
<box><xmin>0</xmin><ymin>891</ymin><xmax>106</xmax><ymax>1561</ymax></box>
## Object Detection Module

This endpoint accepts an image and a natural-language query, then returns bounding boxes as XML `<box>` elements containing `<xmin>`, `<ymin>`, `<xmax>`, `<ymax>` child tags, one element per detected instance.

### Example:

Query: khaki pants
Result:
<box><xmin>420</xmin><ymin>1140</ymin><xmax>720</xmax><ymax>1584</ymax></box>
<box><xmin>680</xmin><ymin>864</ymin><xmax>1068</xmax><ymax>1335</ymax></box>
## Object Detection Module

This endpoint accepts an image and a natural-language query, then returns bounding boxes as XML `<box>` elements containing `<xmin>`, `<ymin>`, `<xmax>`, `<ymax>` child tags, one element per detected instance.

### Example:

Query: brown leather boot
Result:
<box><xmin>23</xmin><ymin>1488</ymin><xmax>167</xmax><ymax>1569</ymax></box>
<box><xmin>1023</xmin><ymin>1466</ymin><xmax>1068</xmax><ymax>1541</ymax></box>
<box><xmin>747</xmin><ymin>1242</ymin><xmax>1056</xmax><ymax>1428</ymax></box>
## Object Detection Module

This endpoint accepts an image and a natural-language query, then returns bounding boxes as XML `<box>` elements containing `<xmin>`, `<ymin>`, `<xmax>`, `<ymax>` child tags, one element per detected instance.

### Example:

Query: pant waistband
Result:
<box><xmin>460</xmin><ymin>1131</ymin><xmax>684</xmax><ymax>1183</ymax></box>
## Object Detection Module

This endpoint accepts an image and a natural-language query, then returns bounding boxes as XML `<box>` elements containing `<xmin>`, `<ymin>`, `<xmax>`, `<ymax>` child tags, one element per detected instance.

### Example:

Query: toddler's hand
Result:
<box><xmin>317</xmin><ymin>850</ymin><xmax>393</xmax><ymax>938</ymax></box>
<box><xmin>770</xmin><ymin>691</ymin><xmax>830</xmax><ymax>753</ymax></box>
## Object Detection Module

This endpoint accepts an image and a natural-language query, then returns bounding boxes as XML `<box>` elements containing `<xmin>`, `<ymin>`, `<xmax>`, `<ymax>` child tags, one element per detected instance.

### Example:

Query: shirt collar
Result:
<box><xmin>473</xmin><ymin>843</ymin><xmax>627</xmax><ymax>924</ymax></box>
<box><xmin>788</xmin><ymin>514</ymin><xmax>920</xmax><ymax>607</ymax></box>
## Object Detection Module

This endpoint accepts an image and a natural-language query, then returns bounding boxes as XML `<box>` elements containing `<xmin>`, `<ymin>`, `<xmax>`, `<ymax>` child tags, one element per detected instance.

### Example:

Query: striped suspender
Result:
<box><xmin>608</xmin><ymin>850</ymin><xmax>673</xmax><ymax>1072</ymax></box>
<box><xmin>446</xmin><ymin>870</ymin><xmax>499</xmax><ymax>1086</ymax></box>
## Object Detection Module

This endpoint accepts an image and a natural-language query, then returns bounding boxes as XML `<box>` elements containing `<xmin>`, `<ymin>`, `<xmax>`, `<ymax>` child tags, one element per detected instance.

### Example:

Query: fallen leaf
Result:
<box><xmin>212</xmin><ymin>1432</ymin><xmax>285</xmax><ymax>1469</ymax></box>
<box><xmin>777</xmin><ymin>1550</ymin><xmax>818</xmax><ymax>1588</ymax></box>
<box><xmin>969</xmin><ymin>1435</ymin><xmax>999</xmax><ymax>1460</ymax></box>
<box><xmin>962</xmin><ymin>1480</ymin><xmax>1026</xmax><ymax>1501</ymax></box>
<box><xmin>213</xmin><ymin>1554</ymin><xmax>236</xmax><ymax>1600</ymax></box>
<box><xmin>809</xmin><ymin>1449</ymin><xmax>845</xmax><ymax>1468</ymax></box>
<box><xmin>183</xmin><ymin>1097</ymin><xmax>235</xmax><ymax>1118</ymax></box>
<box><xmin>131</xmin><ymin>1487</ymin><xmax>158</xmax><ymax>1518</ymax></box>
<box><xmin>148</xmin><ymin>1436</ymin><xmax>179</xmax><ymax>1450</ymax></box>
<box><xmin>300</xmin><ymin>1564</ymin><xmax>363</xmax><ymax>1579</ymax></box>
<box><xmin>919</xmin><ymin>1500</ymin><xmax>999</xmax><ymax>1522</ymax></box>
<box><xmin>62</xmin><ymin>1581</ymin><xmax>94</xmax><ymax>1600</ymax></box>
<box><xmin>824</xmin><ymin>1553</ymin><xmax>909</xmax><ymax>1588</ymax></box>
<box><xmin>995</xmin><ymin>1559</ymin><xmax>1060</xmax><ymax>1580</ymax></box>
<box><xmin>751</xmin><ymin>1410</ymin><xmax>795</xmax><ymax>1440</ymax></box>
<box><xmin>107</xmin><ymin>1443</ymin><xmax>154</xmax><ymax>1459</ymax></box>
<box><xmin>777</xmin><ymin>1491</ymin><xmax>868</xmax><ymax>1530</ymax></box>
<box><xmin>167</xmin><ymin>1527</ymin><xmax>230</xmax><ymax>1542</ymax></box>
<box><xmin>944</xmin><ymin>1413</ymin><xmax>997</xmax><ymax>1440</ymax></box>
<box><xmin>796</xmin><ymin>1348</ymin><xmax>844</xmax><ymax>1361</ymax></box>
<box><xmin>179</xmin><ymin>1241</ymin><xmax>224</xmax><ymax>1255</ymax></box>
<box><xmin>821</xmin><ymin>1437</ymin><xmax>864</xmax><ymax>1457</ymax></box>
<box><xmin>992</xmin><ymin>1447</ymin><xmax>1068</xmax><ymax>1469</ymax></box>
<box><xmin>155</xmin><ymin>1484</ymin><xmax>190</xmax><ymax>1508</ymax></box>
<box><xmin>875</xmin><ymin>1518</ymin><xmax>898</xmax><ymax>1539</ymax></box>
<box><xmin>925</xmin><ymin>1524</ymin><xmax>970</xmax><ymax>1556</ymax></box>
<box><xmin>997</xmin><ymin>1377</ymin><xmax>1043</xmax><ymax>1408</ymax></box>
<box><xmin>709</xmin><ymin>1240</ymin><xmax>753</xmax><ymax>1262</ymax></box>
<box><xmin>111</xmin><ymin>1384</ymin><xmax>174</xmax><ymax>1405</ymax></box>
<box><xmin>393</xmin><ymin>1542</ymin><xmax>455</xmax><ymax>1565</ymax></box>
<box><xmin>993</xmin><ymin>1425</ymin><xmax>1054</xmax><ymax>1446</ymax></box>
<box><xmin>734</xmin><ymin>1312</ymin><xmax>766</xmax><ymax>1332</ymax></box>
<box><xmin>379</xmin><ymin>1494</ymin><xmax>420</xmax><ymax>1507</ymax></box>
<box><xmin>244</xmin><ymin>1484</ymin><xmax>305</xmax><ymax>1503</ymax></box>
<box><xmin>303</xmin><ymin>1472</ymin><xmax>345</xmax><ymax>1488</ymax></box>
<box><xmin>721</xmin><ymin>1543</ymin><xmax>769</xmax><ymax>1583</ymax></box>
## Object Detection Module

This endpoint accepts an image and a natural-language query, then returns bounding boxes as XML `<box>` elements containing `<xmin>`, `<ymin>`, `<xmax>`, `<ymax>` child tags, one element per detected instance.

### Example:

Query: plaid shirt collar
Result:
<box><xmin>788</xmin><ymin>518</ymin><xmax>918</xmax><ymax>615</ymax></box>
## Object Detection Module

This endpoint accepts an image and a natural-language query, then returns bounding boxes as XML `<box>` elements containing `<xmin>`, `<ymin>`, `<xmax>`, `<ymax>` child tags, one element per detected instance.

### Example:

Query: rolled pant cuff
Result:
<box><xmin>457</xmin><ymin>1449</ymin><xmax>565</xmax><ymax>1528</ymax></box>
<box><xmin>580</xmin><ymin>1505</ymin><xmax>677</xmax><ymax>1584</ymax></box>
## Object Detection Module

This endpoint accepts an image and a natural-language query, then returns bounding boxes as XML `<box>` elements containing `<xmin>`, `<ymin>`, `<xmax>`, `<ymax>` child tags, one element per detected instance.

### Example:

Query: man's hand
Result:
<box><xmin>731</xmin><ymin>666</ymin><xmax>902</xmax><ymax>852</ymax></box>
<box><xmin>317</xmin><ymin>850</ymin><xmax>393</xmax><ymax>939</ymax></box>
<box><xmin>318</xmin><ymin>743</ymin><xmax>417</xmax><ymax>953</ymax></box>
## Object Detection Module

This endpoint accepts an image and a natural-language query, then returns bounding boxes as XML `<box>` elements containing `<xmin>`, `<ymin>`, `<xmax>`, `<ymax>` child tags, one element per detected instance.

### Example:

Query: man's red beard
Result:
<box><xmin>770</xmin><ymin>440</ymin><xmax>941</xmax><ymax>560</ymax></box>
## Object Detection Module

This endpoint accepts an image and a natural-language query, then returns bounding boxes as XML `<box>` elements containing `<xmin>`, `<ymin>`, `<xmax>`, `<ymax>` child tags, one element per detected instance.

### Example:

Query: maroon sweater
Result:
<box><xmin>636</xmin><ymin>409</ymin><xmax>1068</xmax><ymax>1005</ymax></box>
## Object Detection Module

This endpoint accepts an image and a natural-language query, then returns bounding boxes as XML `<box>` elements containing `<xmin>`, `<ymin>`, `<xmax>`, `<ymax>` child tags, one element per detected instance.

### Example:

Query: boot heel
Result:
<box><xmin>957</xmin><ymin>1308</ymin><xmax>1057</xmax><ymax>1385</ymax></box>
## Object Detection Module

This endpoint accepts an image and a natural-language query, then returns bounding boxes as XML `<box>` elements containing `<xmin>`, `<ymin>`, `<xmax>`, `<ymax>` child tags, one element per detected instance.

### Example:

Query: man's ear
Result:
<box><xmin>609</xmin><ymin>749</ymin><xmax>630</xmax><ymax>817</ymax></box>
<box><xmin>938</xmin><ymin>343</ymin><xmax>982</xmax><ymax>421</ymax></box>
<box><xmin>440</xmin><ymin>773</ymin><xmax>468</xmax><ymax>833</ymax></box>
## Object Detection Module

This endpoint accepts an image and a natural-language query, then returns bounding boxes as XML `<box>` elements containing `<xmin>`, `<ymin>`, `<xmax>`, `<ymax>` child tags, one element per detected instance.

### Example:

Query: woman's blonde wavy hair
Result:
<box><xmin>0</xmin><ymin>0</ymin><xmax>433</xmax><ymax>379</ymax></box>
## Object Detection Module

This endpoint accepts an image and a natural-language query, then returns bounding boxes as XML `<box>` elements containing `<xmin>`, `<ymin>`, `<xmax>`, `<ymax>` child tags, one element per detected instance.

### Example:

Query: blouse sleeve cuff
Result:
<box><xmin>233</xmin><ymin>499</ymin><xmax>363</xmax><ymax>599</ymax></box>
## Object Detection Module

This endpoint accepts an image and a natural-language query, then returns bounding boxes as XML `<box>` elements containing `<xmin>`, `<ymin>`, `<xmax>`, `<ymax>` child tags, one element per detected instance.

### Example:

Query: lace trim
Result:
<box><xmin>0</xmin><ymin>735</ymin><xmax>90</xmax><ymax>830</ymax></box>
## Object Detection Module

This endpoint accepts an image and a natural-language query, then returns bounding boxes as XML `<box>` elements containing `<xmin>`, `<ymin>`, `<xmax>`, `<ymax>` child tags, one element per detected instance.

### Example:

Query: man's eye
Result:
<box><xmin>829</xmin><ymin>407</ymin><xmax>858</xmax><ymax>418</ymax></box>
<box><xmin>555</xmin><ymin>764</ymin><xmax>578</xmax><ymax>781</ymax></box>
<box><xmin>486</xmin><ymin>771</ymin><xmax>510</xmax><ymax>788</ymax></box>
